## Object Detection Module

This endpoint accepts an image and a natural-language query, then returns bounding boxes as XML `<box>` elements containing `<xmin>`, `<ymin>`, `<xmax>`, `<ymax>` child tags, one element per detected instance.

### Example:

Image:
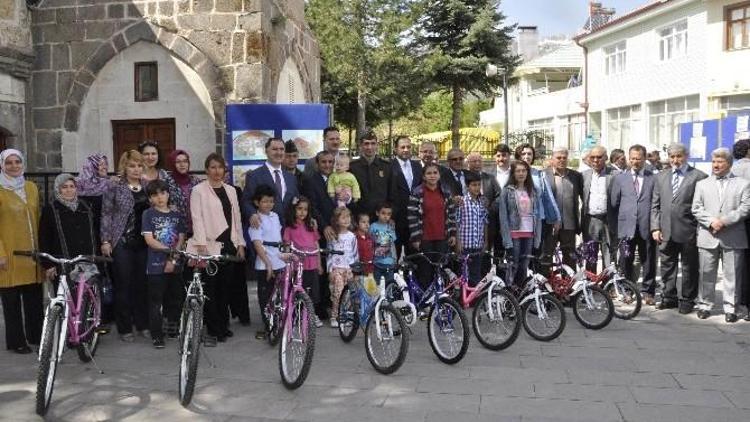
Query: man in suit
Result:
<box><xmin>441</xmin><ymin>147</ymin><xmax>467</xmax><ymax>196</ymax></box>
<box><xmin>350</xmin><ymin>130</ymin><xmax>391</xmax><ymax>218</ymax></box>
<box><xmin>582</xmin><ymin>145</ymin><xmax>617</xmax><ymax>273</ymax></box>
<box><xmin>732</xmin><ymin>139</ymin><xmax>750</xmax><ymax>320</ymax></box>
<box><xmin>304</xmin><ymin>126</ymin><xmax>342</xmax><ymax>176</ymax></box>
<box><xmin>610</xmin><ymin>144</ymin><xmax>657</xmax><ymax>305</ymax></box>
<box><xmin>692</xmin><ymin>147</ymin><xmax>750</xmax><ymax>322</ymax></box>
<box><xmin>491</xmin><ymin>144</ymin><xmax>512</xmax><ymax>261</ymax></box>
<box><xmin>651</xmin><ymin>143</ymin><xmax>707</xmax><ymax>314</ymax></box>
<box><xmin>284</xmin><ymin>140</ymin><xmax>304</xmax><ymax>188</ymax></box>
<box><xmin>389</xmin><ymin>136</ymin><xmax>422</xmax><ymax>258</ymax></box>
<box><xmin>609</xmin><ymin>148</ymin><xmax>627</xmax><ymax>173</ymax></box>
<box><xmin>418</xmin><ymin>141</ymin><xmax>438</xmax><ymax>167</ymax></box>
<box><xmin>542</xmin><ymin>146</ymin><xmax>583</xmax><ymax>271</ymax></box>
<box><xmin>242</xmin><ymin>137</ymin><xmax>299</xmax><ymax>227</ymax></box>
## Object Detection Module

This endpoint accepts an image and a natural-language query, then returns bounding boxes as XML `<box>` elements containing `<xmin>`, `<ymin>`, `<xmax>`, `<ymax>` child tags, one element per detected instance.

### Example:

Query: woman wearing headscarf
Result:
<box><xmin>75</xmin><ymin>153</ymin><xmax>113</xmax><ymax>224</ymax></box>
<box><xmin>138</xmin><ymin>141</ymin><xmax>186</xmax><ymax>216</ymax></box>
<box><xmin>0</xmin><ymin>149</ymin><xmax>42</xmax><ymax>354</ymax></box>
<box><xmin>165</xmin><ymin>149</ymin><xmax>201</xmax><ymax>235</ymax></box>
<box><xmin>101</xmin><ymin>150</ymin><xmax>150</xmax><ymax>342</ymax></box>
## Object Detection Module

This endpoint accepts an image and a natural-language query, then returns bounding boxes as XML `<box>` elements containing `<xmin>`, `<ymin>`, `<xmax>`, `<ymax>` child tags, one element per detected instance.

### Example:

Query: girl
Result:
<box><xmin>327</xmin><ymin>207</ymin><xmax>358</xmax><ymax>328</ymax></box>
<box><xmin>498</xmin><ymin>160</ymin><xmax>543</xmax><ymax>286</ymax></box>
<box><xmin>283</xmin><ymin>196</ymin><xmax>323</xmax><ymax>328</ymax></box>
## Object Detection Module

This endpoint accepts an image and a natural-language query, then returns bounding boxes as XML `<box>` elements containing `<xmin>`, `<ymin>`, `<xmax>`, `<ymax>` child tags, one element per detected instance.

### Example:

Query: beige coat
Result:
<box><xmin>189</xmin><ymin>181</ymin><xmax>245</xmax><ymax>254</ymax></box>
<box><xmin>0</xmin><ymin>182</ymin><xmax>41</xmax><ymax>288</ymax></box>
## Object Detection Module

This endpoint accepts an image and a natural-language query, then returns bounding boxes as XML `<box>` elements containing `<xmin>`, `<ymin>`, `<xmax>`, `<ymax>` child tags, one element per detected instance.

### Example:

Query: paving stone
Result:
<box><xmin>616</xmin><ymin>402</ymin><xmax>750</xmax><ymax>422</ymax></box>
<box><xmin>630</xmin><ymin>386</ymin><xmax>735</xmax><ymax>408</ymax></box>
<box><xmin>479</xmin><ymin>396</ymin><xmax>622</xmax><ymax>421</ymax></box>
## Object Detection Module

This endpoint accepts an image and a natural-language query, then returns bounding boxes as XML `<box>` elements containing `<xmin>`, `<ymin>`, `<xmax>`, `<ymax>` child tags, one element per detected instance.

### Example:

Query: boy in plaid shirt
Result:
<box><xmin>457</xmin><ymin>171</ymin><xmax>489</xmax><ymax>286</ymax></box>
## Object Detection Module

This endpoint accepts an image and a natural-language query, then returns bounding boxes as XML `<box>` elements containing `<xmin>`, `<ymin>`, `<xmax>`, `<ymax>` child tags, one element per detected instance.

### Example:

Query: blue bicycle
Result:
<box><xmin>337</xmin><ymin>262</ymin><xmax>410</xmax><ymax>374</ymax></box>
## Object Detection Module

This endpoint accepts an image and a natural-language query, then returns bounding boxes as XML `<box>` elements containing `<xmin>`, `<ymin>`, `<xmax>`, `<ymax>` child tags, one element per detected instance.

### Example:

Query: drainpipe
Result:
<box><xmin>575</xmin><ymin>38</ymin><xmax>590</xmax><ymax>140</ymax></box>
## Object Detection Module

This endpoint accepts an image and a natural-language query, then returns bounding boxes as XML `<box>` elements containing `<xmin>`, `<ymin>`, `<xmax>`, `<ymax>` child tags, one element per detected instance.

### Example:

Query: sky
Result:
<box><xmin>501</xmin><ymin>0</ymin><xmax>648</xmax><ymax>37</ymax></box>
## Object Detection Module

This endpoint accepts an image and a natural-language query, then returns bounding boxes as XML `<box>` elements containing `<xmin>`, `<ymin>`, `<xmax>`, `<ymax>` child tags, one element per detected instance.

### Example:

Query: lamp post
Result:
<box><xmin>486</xmin><ymin>64</ymin><xmax>510</xmax><ymax>144</ymax></box>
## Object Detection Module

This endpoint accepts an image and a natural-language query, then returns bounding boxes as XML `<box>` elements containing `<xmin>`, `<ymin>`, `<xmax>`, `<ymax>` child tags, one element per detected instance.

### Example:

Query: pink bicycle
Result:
<box><xmin>14</xmin><ymin>250</ymin><xmax>111</xmax><ymax>416</ymax></box>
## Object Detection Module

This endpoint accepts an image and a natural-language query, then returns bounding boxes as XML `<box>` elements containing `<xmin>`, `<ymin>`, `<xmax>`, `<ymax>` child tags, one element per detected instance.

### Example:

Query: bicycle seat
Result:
<box><xmin>350</xmin><ymin>262</ymin><xmax>364</xmax><ymax>274</ymax></box>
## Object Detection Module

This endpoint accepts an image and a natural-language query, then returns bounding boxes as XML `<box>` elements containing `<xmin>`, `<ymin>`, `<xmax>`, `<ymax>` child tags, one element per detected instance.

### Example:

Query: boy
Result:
<box><xmin>457</xmin><ymin>171</ymin><xmax>489</xmax><ymax>286</ymax></box>
<box><xmin>142</xmin><ymin>179</ymin><xmax>186</xmax><ymax>349</ymax></box>
<box><xmin>248</xmin><ymin>184</ymin><xmax>288</xmax><ymax>339</ymax></box>
<box><xmin>370</xmin><ymin>202</ymin><xmax>397</xmax><ymax>284</ymax></box>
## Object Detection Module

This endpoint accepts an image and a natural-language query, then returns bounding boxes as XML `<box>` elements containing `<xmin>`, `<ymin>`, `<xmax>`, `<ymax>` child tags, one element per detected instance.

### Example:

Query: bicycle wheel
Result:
<box><xmin>604</xmin><ymin>278</ymin><xmax>641</xmax><ymax>320</ymax></box>
<box><xmin>267</xmin><ymin>286</ymin><xmax>282</xmax><ymax>346</ymax></box>
<box><xmin>76</xmin><ymin>285</ymin><xmax>101</xmax><ymax>363</ymax></box>
<box><xmin>337</xmin><ymin>284</ymin><xmax>359</xmax><ymax>342</ymax></box>
<box><xmin>427</xmin><ymin>297</ymin><xmax>469</xmax><ymax>364</ymax></box>
<box><xmin>472</xmin><ymin>288</ymin><xmax>521</xmax><ymax>351</ymax></box>
<box><xmin>365</xmin><ymin>303</ymin><xmax>409</xmax><ymax>374</ymax></box>
<box><xmin>572</xmin><ymin>285</ymin><xmax>614</xmax><ymax>330</ymax></box>
<box><xmin>279</xmin><ymin>292</ymin><xmax>316</xmax><ymax>389</ymax></box>
<box><xmin>36</xmin><ymin>304</ymin><xmax>63</xmax><ymax>416</ymax></box>
<box><xmin>521</xmin><ymin>294</ymin><xmax>566</xmax><ymax>341</ymax></box>
<box><xmin>178</xmin><ymin>300</ymin><xmax>202</xmax><ymax>407</ymax></box>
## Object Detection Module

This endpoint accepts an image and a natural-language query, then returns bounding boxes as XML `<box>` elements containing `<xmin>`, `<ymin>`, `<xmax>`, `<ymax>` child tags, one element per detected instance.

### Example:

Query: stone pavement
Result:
<box><xmin>2</xmin><ymin>286</ymin><xmax>750</xmax><ymax>422</ymax></box>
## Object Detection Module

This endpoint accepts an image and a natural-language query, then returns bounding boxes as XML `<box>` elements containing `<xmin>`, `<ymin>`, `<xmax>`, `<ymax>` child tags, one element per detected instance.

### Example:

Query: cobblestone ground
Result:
<box><xmin>2</xmin><ymin>284</ymin><xmax>750</xmax><ymax>422</ymax></box>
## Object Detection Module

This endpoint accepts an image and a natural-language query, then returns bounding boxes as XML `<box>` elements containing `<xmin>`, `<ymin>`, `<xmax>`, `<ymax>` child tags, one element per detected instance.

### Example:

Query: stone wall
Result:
<box><xmin>28</xmin><ymin>0</ymin><xmax>320</xmax><ymax>170</ymax></box>
<box><xmin>0</xmin><ymin>0</ymin><xmax>33</xmax><ymax>151</ymax></box>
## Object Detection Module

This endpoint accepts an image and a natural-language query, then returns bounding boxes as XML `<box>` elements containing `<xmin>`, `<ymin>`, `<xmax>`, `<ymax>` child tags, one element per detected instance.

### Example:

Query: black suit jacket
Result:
<box><xmin>440</xmin><ymin>166</ymin><xmax>465</xmax><ymax>196</ymax></box>
<box><xmin>301</xmin><ymin>172</ymin><xmax>336</xmax><ymax>235</ymax></box>
<box><xmin>389</xmin><ymin>158</ymin><xmax>423</xmax><ymax>238</ymax></box>
<box><xmin>480</xmin><ymin>171</ymin><xmax>501</xmax><ymax>205</ymax></box>
<box><xmin>544</xmin><ymin>167</ymin><xmax>584</xmax><ymax>233</ymax></box>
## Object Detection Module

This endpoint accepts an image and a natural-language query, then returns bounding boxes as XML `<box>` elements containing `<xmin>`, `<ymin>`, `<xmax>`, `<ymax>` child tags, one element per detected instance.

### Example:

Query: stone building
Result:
<box><xmin>0</xmin><ymin>0</ymin><xmax>320</xmax><ymax>171</ymax></box>
<box><xmin>0</xmin><ymin>0</ymin><xmax>32</xmax><ymax>152</ymax></box>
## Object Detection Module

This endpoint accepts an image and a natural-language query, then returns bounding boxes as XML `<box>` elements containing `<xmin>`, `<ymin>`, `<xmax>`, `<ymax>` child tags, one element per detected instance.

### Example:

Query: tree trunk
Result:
<box><xmin>356</xmin><ymin>71</ymin><xmax>367</xmax><ymax>143</ymax></box>
<box><xmin>387</xmin><ymin>118</ymin><xmax>393</xmax><ymax>157</ymax></box>
<box><xmin>451</xmin><ymin>82</ymin><xmax>463</xmax><ymax>149</ymax></box>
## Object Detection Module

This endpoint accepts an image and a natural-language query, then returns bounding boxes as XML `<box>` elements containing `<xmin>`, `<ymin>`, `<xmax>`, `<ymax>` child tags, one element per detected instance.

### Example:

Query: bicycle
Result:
<box><xmin>394</xmin><ymin>252</ymin><xmax>470</xmax><ymax>364</ymax></box>
<box><xmin>442</xmin><ymin>251</ymin><xmax>521</xmax><ymax>351</ymax></box>
<box><xmin>545</xmin><ymin>247</ymin><xmax>614</xmax><ymax>330</ymax></box>
<box><xmin>337</xmin><ymin>261</ymin><xmax>410</xmax><ymax>374</ymax></box>
<box><xmin>163</xmin><ymin>248</ymin><xmax>243</xmax><ymax>407</ymax></box>
<box><xmin>14</xmin><ymin>251</ymin><xmax>111</xmax><ymax>416</ymax></box>
<box><xmin>514</xmin><ymin>256</ymin><xmax>567</xmax><ymax>342</ymax></box>
<box><xmin>263</xmin><ymin>243</ymin><xmax>329</xmax><ymax>389</ymax></box>
<box><xmin>580</xmin><ymin>240</ymin><xmax>642</xmax><ymax>320</ymax></box>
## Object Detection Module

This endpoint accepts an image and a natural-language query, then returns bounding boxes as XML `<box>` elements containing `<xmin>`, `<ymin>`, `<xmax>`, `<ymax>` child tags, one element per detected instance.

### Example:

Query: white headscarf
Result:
<box><xmin>0</xmin><ymin>149</ymin><xmax>26</xmax><ymax>203</ymax></box>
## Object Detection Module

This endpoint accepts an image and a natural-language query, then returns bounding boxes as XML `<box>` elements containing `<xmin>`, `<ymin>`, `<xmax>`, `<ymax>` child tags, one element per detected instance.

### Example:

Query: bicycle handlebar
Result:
<box><xmin>157</xmin><ymin>248</ymin><xmax>244</xmax><ymax>263</ymax></box>
<box><xmin>279</xmin><ymin>243</ymin><xmax>343</xmax><ymax>256</ymax></box>
<box><xmin>13</xmin><ymin>251</ymin><xmax>112</xmax><ymax>265</ymax></box>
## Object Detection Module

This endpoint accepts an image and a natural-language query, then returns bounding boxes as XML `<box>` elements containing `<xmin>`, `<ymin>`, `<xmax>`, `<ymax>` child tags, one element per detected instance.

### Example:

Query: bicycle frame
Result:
<box><xmin>518</xmin><ymin>269</ymin><xmax>555</xmax><ymax>320</ymax></box>
<box><xmin>446</xmin><ymin>255</ymin><xmax>508</xmax><ymax>320</ymax></box>
<box><xmin>279</xmin><ymin>256</ymin><xmax>311</xmax><ymax>342</ymax></box>
<box><xmin>400</xmin><ymin>254</ymin><xmax>453</xmax><ymax>322</ymax></box>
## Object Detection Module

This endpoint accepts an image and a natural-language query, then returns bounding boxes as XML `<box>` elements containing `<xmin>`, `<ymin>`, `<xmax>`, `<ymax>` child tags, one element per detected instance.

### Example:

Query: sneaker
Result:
<box><xmin>314</xmin><ymin>316</ymin><xmax>323</xmax><ymax>328</ymax></box>
<box><xmin>138</xmin><ymin>329</ymin><xmax>151</xmax><ymax>339</ymax></box>
<box><xmin>152</xmin><ymin>338</ymin><xmax>165</xmax><ymax>349</ymax></box>
<box><xmin>330</xmin><ymin>319</ymin><xmax>339</xmax><ymax>328</ymax></box>
<box><xmin>119</xmin><ymin>333</ymin><xmax>135</xmax><ymax>343</ymax></box>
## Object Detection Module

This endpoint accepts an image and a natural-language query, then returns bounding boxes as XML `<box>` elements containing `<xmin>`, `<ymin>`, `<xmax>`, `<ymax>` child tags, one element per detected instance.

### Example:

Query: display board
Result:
<box><xmin>225</xmin><ymin>104</ymin><xmax>332</xmax><ymax>187</ymax></box>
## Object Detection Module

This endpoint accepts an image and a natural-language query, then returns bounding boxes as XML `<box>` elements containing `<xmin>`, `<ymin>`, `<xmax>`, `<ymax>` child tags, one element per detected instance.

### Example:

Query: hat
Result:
<box><xmin>284</xmin><ymin>140</ymin><xmax>298</xmax><ymax>154</ymax></box>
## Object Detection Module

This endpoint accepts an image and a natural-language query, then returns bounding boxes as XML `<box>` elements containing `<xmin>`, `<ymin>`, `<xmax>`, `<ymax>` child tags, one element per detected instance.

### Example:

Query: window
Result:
<box><xmin>649</xmin><ymin>95</ymin><xmax>699</xmax><ymax>146</ymax></box>
<box><xmin>658</xmin><ymin>20</ymin><xmax>688</xmax><ymax>60</ymax></box>
<box><xmin>604</xmin><ymin>41</ymin><xmax>626</xmax><ymax>75</ymax></box>
<box><xmin>134</xmin><ymin>62</ymin><xmax>158</xmax><ymax>102</ymax></box>
<box><xmin>727</xmin><ymin>2</ymin><xmax>750</xmax><ymax>50</ymax></box>
<box><xmin>606</xmin><ymin>105</ymin><xmax>641</xmax><ymax>149</ymax></box>
<box><xmin>720</xmin><ymin>94</ymin><xmax>750</xmax><ymax>116</ymax></box>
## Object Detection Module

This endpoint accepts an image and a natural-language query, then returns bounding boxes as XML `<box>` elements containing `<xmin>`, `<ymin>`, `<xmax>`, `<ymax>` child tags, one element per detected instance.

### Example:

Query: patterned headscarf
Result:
<box><xmin>75</xmin><ymin>153</ymin><xmax>111</xmax><ymax>196</ymax></box>
<box><xmin>0</xmin><ymin>149</ymin><xmax>27</xmax><ymax>203</ymax></box>
<box><xmin>54</xmin><ymin>173</ymin><xmax>78</xmax><ymax>212</ymax></box>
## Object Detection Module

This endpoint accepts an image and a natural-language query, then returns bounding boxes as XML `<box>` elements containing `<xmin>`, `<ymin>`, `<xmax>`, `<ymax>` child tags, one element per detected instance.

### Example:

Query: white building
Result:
<box><xmin>481</xmin><ymin>0</ymin><xmax>750</xmax><ymax>154</ymax></box>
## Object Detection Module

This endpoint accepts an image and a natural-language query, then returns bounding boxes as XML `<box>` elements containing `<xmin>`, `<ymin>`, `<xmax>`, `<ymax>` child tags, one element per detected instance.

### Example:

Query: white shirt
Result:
<box><xmin>588</xmin><ymin>169</ymin><xmax>608</xmax><ymax>215</ymax></box>
<box><xmin>495</xmin><ymin>166</ymin><xmax>510</xmax><ymax>188</ymax></box>
<box><xmin>398</xmin><ymin>158</ymin><xmax>414</xmax><ymax>189</ymax></box>
<box><xmin>327</xmin><ymin>231</ymin><xmax>359</xmax><ymax>271</ymax></box>
<box><xmin>631</xmin><ymin>169</ymin><xmax>644</xmax><ymax>197</ymax></box>
<box><xmin>265</xmin><ymin>161</ymin><xmax>286</xmax><ymax>199</ymax></box>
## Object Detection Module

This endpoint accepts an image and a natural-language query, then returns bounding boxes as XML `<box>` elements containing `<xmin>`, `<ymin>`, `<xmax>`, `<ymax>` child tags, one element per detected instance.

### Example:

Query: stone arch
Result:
<box><xmin>276</xmin><ymin>57</ymin><xmax>306</xmax><ymax>104</ymax></box>
<box><xmin>61</xmin><ymin>21</ymin><xmax>224</xmax><ymax>133</ymax></box>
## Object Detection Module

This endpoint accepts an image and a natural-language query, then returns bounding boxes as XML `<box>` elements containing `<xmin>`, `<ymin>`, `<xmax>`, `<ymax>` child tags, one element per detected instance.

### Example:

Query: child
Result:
<box><xmin>283</xmin><ymin>196</ymin><xmax>324</xmax><ymax>328</ymax></box>
<box><xmin>457</xmin><ymin>171</ymin><xmax>489</xmax><ymax>286</ymax></box>
<box><xmin>327</xmin><ymin>207</ymin><xmax>359</xmax><ymax>327</ymax></box>
<box><xmin>327</xmin><ymin>155</ymin><xmax>361</xmax><ymax>208</ymax></box>
<box><xmin>248</xmin><ymin>184</ymin><xmax>287</xmax><ymax>340</ymax></box>
<box><xmin>354</xmin><ymin>213</ymin><xmax>374</xmax><ymax>275</ymax></box>
<box><xmin>141</xmin><ymin>179</ymin><xmax>186</xmax><ymax>349</ymax></box>
<box><xmin>370</xmin><ymin>202</ymin><xmax>397</xmax><ymax>285</ymax></box>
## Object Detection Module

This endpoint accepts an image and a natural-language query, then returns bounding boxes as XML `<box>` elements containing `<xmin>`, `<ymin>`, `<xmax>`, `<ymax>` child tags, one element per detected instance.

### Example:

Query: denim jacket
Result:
<box><xmin>498</xmin><ymin>185</ymin><xmax>543</xmax><ymax>250</ymax></box>
<box><xmin>531</xmin><ymin>168</ymin><xmax>560</xmax><ymax>223</ymax></box>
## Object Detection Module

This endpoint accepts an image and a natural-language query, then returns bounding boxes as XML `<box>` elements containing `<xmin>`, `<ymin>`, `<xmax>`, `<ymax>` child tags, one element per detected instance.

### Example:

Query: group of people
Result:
<box><xmin>2</xmin><ymin>127</ymin><xmax>750</xmax><ymax>354</ymax></box>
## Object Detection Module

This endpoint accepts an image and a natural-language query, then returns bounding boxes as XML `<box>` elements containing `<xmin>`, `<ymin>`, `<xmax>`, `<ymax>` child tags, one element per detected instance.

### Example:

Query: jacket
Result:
<box><xmin>692</xmin><ymin>173</ymin><xmax>750</xmax><ymax>249</ymax></box>
<box><xmin>190</xmin><ymin>181</ymin><xmax>246</xmax><ymax>254</ymax></box>
<box><xmin>0</xmin><ymin>182</ymin><xmax>41</xmax><ymax>288</ymax></box>
<box><xmin>498</xmin><ymin>184</ymin><xmax>543</xmax><ymax>250</ymax></box>
<box><xmin>241</xmin><ymin>163</ymin><xmax>299</xmax><ymax>224</ymax></box>
<box><xmin>650</xmin><ymin>165</ymin><xmax>707</xmax><ymax>244</ymax></box>
<box><xmin>39</xmin><ymin>199</ymin><xmax>98</xmax><ymax>266</ymax></box>
<box><xmin>350</xmin><ymin>156</ymin><xmax>391</xmax><ymax>217</ymax></box>
<box><xmin>407</xmin><ymin>183</ymin><xmax>457</xmax><ymax>243</ymax></box>
<box><xmin>100</xmin><ymin>178</ymin><xmax>147</xmax><ymax>248</ymax></box>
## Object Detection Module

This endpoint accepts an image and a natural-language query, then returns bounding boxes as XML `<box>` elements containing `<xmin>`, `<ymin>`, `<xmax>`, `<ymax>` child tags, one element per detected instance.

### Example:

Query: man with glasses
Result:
<box><xmin>442</xmin><ymin>148</ymin><xmax>468</xmax><ymax>196</ymax></box>
<box><xmin>582</xmin><ymin>146</ymin><xmax>617</xmax><ymax>272</ymax></box>
<box><xmin>542</xmin><ymin>146</ymin><xmax>583</xmax><ymax>271</ymax></box>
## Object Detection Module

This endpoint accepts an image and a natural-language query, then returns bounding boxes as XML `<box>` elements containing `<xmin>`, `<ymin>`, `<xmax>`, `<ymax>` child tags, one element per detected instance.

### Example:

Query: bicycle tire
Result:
<box><xmin>178</xmin><ymin>300</ymin><xmax>202</xmax><ymax>407</ymax></box>
<box><xmin>521</xmin><ymin>294</ymin><xmax>566</xmax><ymax>341</ymax></box>
<box><xmin>605</xmin><ymin>278</ymin><xmax>642</xmax><ymax>320</ymax></box>
<box><xmin>572</xmin><ymin>285</ymin><xmax>614</xmax><ymax>330</ymax></box>
<box><xmin>365</xmin><ymin>303</ymin><xmax>409</xmax><ymax>374</ymax></box>
<box><xmin>279</xmin><ymin>292</ymin><xmax>316</xmax><ymax>389</ymax></box>
<box><xmin>427</xmin><ymin>297</ymin><xmax>469</xmax><ymax>364</ymax></box>
<box><xmin>337</xmin><ymin>284</ymin><xmax>359</xmax><ymax>342</ymax></box>
<box><xmin>36</xmin><ymin>304</ymin><xmax>63</xmax><ymax>416</ymax></box>
<box><xmin>76</xmin><ymin>285</ymin><xmax>101</xmax><ymax>363</ymax></box>
<box><xmin>267</xmin><ymin>286</ymin><xmax>281</xmax><ymax>347</ymax></box>
<box><xmin>472</xmin><ymin>288</ymin><xmax>521</xmax><ymax>351</ymax></box>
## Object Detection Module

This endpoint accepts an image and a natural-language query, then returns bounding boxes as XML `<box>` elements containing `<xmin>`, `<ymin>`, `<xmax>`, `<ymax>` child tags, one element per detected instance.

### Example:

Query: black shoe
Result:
<box><xmin>152</xmin><ymin>338</ymin><xmax>165</xmax><ymax>349</ymax></box>
<box><xmin>696</xmin><ymin>310</ymin><xmax>710</xmax><ymax>319</ymax></box>
<box><xmin>217</xmin><ymin>335</ymin><xmax>227</xmax><ymax>343</ymax></box>
<box><xmin>744</xmin><ymin>313</ymin><xmax>750</xmax><ymax>322</ymax></box>
<box><xmin>13</xmin><ymin>345</ymin><xmax>32</xmax><ymax>354</ymax></box>
<box><xmin>223</xmin><ymin>329</ymin><xmax>234</xmax><ymax>338</ymax></box>
<box><xmin>203</xmin><ymin>335</ymin><xmax>217</xmax><ymax>347</ymax></box>
<box><xmin>656</xmin><ymin>300</ymin><xmax>678</xmax><ymax>310</ymax></box>
<box><xmin>678</xmin><ymin>302</ymin><xmax>694</xmax><ymax>314</ymax></box>
<box><xmin>725</xmin><ymin>313</ymin><xmax>738</xmax><ymax>323</ymax></box>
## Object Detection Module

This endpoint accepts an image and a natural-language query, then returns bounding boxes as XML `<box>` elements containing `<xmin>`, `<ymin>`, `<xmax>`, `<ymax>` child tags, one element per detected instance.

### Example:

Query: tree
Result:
<box><xmin>417</xmin><ymin>0</ymin><xmax>519</xmax><ymax>147</ymax></box>
<box><xmin>307</xmin><ymin>0</ymin><xmax>427</xmax><ymax>141</ymax></box>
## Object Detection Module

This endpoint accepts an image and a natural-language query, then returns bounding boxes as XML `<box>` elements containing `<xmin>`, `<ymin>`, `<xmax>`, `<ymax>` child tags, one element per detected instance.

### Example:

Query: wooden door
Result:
<box><xmin>112</xmin><ymin>118</ymin><xmax>176</xmax><ymax>164</ymax></box>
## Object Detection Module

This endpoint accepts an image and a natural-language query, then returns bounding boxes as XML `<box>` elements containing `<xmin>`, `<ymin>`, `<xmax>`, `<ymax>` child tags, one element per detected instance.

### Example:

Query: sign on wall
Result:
<box><xmin>226</xmin><ymin>104</ymin><xmax>332</xmax><ymax>187</ymax></box>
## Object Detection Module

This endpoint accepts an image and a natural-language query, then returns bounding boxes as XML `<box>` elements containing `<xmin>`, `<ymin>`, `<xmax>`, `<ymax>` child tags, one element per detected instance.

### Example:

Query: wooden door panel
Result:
<box><xmin>112</xmin><ymin>118</ymin><xmax>175</xmax><ymax>165</ymax></box>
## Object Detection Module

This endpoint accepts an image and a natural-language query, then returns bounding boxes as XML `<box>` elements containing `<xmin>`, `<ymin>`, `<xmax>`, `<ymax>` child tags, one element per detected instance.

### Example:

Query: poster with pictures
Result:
<box><xmin>282</xmin><ymin>130</ymin><xmax>324</xmax><ymax>159</ymax></box>
<box><xmin>232</xmin><ymin>164</ymin><xmax>262</xmax><ymax>189</ymax></box>
<box><xmin>232</xmin><ymin>130</ymin><xmax>274</xmax><ymax>161</ymax></box>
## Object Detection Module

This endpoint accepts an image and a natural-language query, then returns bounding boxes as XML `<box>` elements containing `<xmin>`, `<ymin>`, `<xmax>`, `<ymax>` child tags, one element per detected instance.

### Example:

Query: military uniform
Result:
<box><xmin>350</xmin><ymin>156</ymin><xmax>391</xmax><ymax>218</ymax></box>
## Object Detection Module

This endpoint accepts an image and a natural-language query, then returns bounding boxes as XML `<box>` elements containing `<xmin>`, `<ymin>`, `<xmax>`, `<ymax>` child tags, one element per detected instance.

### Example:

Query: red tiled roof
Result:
<box><xmin>575</xmin><ymin>0</ymin><xmax>671</xmax><ymax>41</ymax></box>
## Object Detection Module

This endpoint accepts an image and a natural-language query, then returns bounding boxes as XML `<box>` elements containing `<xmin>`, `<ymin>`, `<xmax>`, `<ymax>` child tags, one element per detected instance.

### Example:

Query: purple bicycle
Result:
<box><xmin>14</xmin><ymin>251</ymin><xmax>111</xmax><ymax>416</ymax></box>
